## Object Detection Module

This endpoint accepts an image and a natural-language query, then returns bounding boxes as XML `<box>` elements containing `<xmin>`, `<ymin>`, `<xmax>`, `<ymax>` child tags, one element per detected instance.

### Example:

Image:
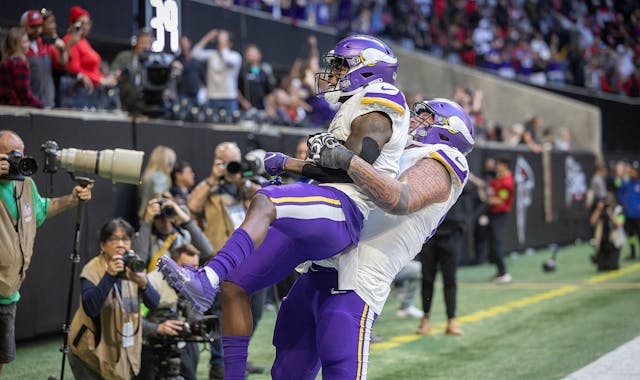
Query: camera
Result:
<box><xmin>41</xmin><ymin>141</ymin><xmax>144</xmax><ymax>184</ymax></box>
<box><xmin>41</xmin><ymin>35</ymin><xmax>56</xmax><ymax>45</ymax></box>
<box><xmin>147</xmin><ymin>301</ymin><xmax>215</xmax><ymax>379</ymax></box>
<box><xmin>155</xmin><ymin>198</ymin><xmax>176</xmax><ymax>218</ymax></box>
<box><xmin>0</xmin><ymin>150</ymin><xmax>38</xmax><ymax>181</ymax></box>
<box><xmin>74</xmin><ymin>22</ymin><xmax>82</xmax><ymax>33</ymax></box>
<box><xmin>140</xmin><ymin>52</ymin><xmax>175</xmax><ymax>118</ymax></box>
<box><xmin>119</xmin><ymin>250</ymin><xmax>146</xmax><ymax>277</ymax></box>
<box><xmin>225</xmin><ymin>160</ymin><xmax>256</xmax><ymax>177</ymax></box>
<box><xmin>225</xmin><ymin>149</ymin><xmax>267</xmax><ymax>178</ymax></box>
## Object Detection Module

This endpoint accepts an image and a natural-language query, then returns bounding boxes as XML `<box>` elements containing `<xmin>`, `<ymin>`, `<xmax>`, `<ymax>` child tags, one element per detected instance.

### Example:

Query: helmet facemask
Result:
<box><xmin>315</xmin><ymin>52</ymin><xmax>351</xmax><ymax>102</ymax></box>
<box><xmin>315</xmin><ymin>43</ymin><xmax>398</xmax><ymax>104</ymax></box>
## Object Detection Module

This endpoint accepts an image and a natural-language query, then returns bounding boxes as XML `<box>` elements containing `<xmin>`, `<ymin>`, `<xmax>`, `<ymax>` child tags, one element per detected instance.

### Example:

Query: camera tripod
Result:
<box><xmin>49</xmin><ymin>175</ymin><xmax>94</xmax><ymax>380</ymax></box>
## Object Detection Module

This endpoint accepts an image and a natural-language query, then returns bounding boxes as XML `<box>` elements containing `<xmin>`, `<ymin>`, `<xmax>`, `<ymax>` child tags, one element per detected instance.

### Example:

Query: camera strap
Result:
<box><xmin>147</xmin><ymin>233</ymin><xmax>178</xmax><ymax>272</ymax></box>
<box><xmin>112</xmin><ymin>281</ymin><xmax>141</xmax><ymax>343</ymax></box>
<box><xmin>12</xmin><ymin>181</ymin><xmax>26</xmax><ymax>277</ymax></box>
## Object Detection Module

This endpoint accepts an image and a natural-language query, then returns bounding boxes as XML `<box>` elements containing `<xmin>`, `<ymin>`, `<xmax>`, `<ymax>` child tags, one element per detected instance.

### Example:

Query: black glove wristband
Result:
<box><xmin>320</xmin><ymin>145</ymin><xmax>355</xmax><ymax>171</ymax></box>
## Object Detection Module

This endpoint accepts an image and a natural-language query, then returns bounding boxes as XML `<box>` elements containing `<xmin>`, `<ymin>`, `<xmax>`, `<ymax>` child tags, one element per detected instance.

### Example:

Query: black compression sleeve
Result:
<box><xmin>301</xmin><ymin>164</ymin><xmax>354</xmax><ymax>183</ymax></box>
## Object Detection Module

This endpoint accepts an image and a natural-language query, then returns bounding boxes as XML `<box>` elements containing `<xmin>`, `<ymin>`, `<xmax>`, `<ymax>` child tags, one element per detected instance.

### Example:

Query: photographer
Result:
<box><xmin>138</xmin><ymin>244</ymin><xmax>204</xmax><ymax>380</ymax></box>
<box><xmin>133</xmin><ymin>195</ymin><xmax>213</xmax><ymax>270</ymax></box>
<box><xmin>169</xmin><ymin>161</ymin><xmax>196</xmax><ymax>207</ymax></box>
<box><xmin>186</xmin><ymin>141</ymin><xmax>264</xmax><ymax>378</ymax></box>
<box><xmin>590</xmin><ymin>192</ymin><xmax>625</xmax><ymax>271</ymax></box>
<box><xmin>192</xmin><ymin>29</ymin><xmax>242</xmax><ymax>116</ymax></box>
<box><xmin>111</xmin><ymin>28</ymin><xmax>153</xmax><ymax>114</ymax></box>
<box><xmin>68</xmin><ymin>218</ymin><xmax>159</xmax><ymax>380</ymax></box>
<box><xmin>188</xmin><ymin>142</ymin><xmax>260</xmax><ymax>252</ymax></box>
<box><xmin>0</xmin><ymin>130</ymin><xmax>92</xmax><ymax>375</ymax></box>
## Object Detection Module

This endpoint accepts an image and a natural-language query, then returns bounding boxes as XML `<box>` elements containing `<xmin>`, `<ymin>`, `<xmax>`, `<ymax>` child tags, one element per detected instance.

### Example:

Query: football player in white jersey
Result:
<box><xmin>158</xmin><ymin>34</ymin><xmax>410</xmax><ymax>378</ymax></box>
<box><xmin>271</xmin><ymin>98</ymin><xmax>475</xmax><ymax>379</ymax></box>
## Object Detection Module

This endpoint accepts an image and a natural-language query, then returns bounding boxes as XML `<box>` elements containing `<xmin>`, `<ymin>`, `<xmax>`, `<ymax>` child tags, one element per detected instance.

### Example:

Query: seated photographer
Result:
<box><xmin>68</xmin><ymin>218</ymin><xmax>160</xmax><ymax>380</ymax></box>
<box><xmin>138</xmin><ymin>244</ymin><xmax>203</xmax><ymax>380</ymax></box>
<box><xmin>133</xmin><ymin>195</ymin><xmax>213</xmax><ymax>270</ymax></box>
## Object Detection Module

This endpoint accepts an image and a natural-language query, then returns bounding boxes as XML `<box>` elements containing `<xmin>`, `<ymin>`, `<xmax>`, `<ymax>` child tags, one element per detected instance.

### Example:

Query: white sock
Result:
<box><xmin>203</xmin><ymin>266</ymin><xmax>220</xmax><ymax>289</ymax></box>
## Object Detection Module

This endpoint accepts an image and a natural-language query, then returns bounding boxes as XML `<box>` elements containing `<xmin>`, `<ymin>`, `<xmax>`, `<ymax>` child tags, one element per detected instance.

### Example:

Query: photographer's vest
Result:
<box><xmin>0</xmin><ymin>178</ymin><xmax>37</xmax><ymax>297</ymax></box>
<box><xmin>204</xmin><ymin>192</ymin><xmax>250</xmax><ymax>252</ymax></box>
<box><xmin>69</xmin><ymin>256</ymin><xmax>142</xmax><ymax>380</ymax></box>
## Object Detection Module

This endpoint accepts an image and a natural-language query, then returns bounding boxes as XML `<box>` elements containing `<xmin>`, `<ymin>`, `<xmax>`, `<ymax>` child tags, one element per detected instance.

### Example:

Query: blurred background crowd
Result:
<box><xmin>0</xmin><ymin>1</ymin><xmax>638</xmax><ymax>137</ymax></box>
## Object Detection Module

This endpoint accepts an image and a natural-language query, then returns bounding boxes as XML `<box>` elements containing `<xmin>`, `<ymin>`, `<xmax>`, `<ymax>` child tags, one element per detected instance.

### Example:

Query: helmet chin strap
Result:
<box><xmin>325</xmin><ymin>77</ymin><xmax>382</xmax><ymax>104</ymax></box>
<box><xmin>324</xmin><ymin>90</ymin><xmax>342</xmax><ymax>104</ymax></box>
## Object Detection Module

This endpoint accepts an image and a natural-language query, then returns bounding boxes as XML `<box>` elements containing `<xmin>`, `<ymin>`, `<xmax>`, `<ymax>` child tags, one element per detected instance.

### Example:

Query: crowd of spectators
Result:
<box><xmin>227</xmin><ymin>0</ymin><xmax>640</xmax><ymax>97</ymax></box>
<box><xmin>0</xmin><ymin>3</ymin><xmax>619</xmax><ymax>141</ymax></box>
<box><xmin>0</xmin><ymin>6</ymin><xmax>337</xmax><ymax>129</ymax></box>
<box><xmin>407</xmin><ymin>85</ymin><xmax>575</xmax><ymax>152</ymax></box>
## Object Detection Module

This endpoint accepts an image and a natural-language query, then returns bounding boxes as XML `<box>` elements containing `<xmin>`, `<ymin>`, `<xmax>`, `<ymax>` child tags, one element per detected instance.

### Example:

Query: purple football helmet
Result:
<box><xmin>410</xmin><ymin>98</ymin><xmax>475</xmax><ymax>155</ymax></box>
<box><xmin>315</xmin><ymin>34</ymin><xmax>398</xmax><ymax>104</ymax></box>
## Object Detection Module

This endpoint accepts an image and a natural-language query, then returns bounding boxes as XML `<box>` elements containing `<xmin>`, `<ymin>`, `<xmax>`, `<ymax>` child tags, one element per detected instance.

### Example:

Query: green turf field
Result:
<box><xmin>5</xmin><ymin>243</ymin><xmax>640</xmax><ymax>379</ymax></box>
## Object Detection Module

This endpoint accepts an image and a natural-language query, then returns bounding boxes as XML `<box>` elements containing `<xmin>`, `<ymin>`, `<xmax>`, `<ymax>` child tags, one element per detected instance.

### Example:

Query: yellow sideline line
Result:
<box><xmin>371</xmin><ymin>264</ymin><xmax>640</xmax><ymax>352</ymax></box>
<box><xmin>585</xmin><ymin>263</ymin><xmax>640</xmax><ymax>284</ymax></box>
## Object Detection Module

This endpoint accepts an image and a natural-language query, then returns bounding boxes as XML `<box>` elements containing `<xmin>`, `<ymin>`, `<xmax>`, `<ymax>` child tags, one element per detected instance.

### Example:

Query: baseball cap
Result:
<box><xmin>69</xmin><ymin>6</ymin><xmax>90</xmax><ymax>24</ymax></box>
<box><xmin>25</xmin><ymin>10</ymin><xmax>43</xmax><ymax>26</ymax></box>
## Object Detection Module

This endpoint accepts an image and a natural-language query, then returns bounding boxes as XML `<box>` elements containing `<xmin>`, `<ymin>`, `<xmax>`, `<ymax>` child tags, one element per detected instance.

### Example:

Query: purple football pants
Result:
<box><xmin>226</xmin><ymin>183</ymin><xmax>364</xmax><ymax>294</ymax></box>
<box><xmin>272</xmin><ymin>265</ymin><xmax>377</xmax><ymax>379</ymax></box>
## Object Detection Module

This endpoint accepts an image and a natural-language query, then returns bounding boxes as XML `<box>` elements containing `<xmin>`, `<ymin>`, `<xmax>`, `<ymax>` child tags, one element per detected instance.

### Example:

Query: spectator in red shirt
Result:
<box><xmin>0</xmin><ymin>28</ymin><xmax>43</xmax><ymax>108</ymax></box>
<box><xmin>63</xmin><ymin>6</ymin><xmax>117</xmax><ymax>93</ymax></box>
<box><xmin>20</xmin><ymin>9</ymin><xmax>76</xmax><ymax>108</ymax></box>
<box><xmin>486</xmin><ymin>157</ymin><xmax>514</xmax><ymax>283</ymax></box>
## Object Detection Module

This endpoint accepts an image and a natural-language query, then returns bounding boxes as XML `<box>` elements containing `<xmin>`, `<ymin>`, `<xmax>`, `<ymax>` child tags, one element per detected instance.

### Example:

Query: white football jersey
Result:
<box><xmin>319</xmin><ymin>143</ymin><xmax>469</xmax><ymax>314</ymax></box>
<box><xmin>320</xmin><ymin>82</ymin><xmax>410</xmax><ymax>218</ymax></box>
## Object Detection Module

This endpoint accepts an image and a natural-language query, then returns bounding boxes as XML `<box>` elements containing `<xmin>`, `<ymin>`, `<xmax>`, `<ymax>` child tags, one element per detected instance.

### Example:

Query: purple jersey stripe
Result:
<box><xmin>362</xmin><ymin>90</ymin><xmax>406</xmax><ymax>110</ymax></box>
<box><xmin>432</xmin><ymin>149</ymin><xmax>468</xmax><ymax>186</ymax></box>
<box><xmin>271</xmin><ymin>199</ymin><xmax>343</xmax><ymax>208</ymax></box>
<box><xmin>356</xmin><ymin>303</ymin><xmax>369</xmax><ymax>379</ymax></box>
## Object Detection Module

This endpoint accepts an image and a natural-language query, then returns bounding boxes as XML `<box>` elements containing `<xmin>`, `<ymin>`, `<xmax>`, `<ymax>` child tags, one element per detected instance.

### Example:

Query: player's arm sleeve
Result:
<box><xmin>301</xmin><ymin>164</ymin><xmax>353</xmax><ymax>183</ymax></box>
<box><xmin>282</xmin><ymin>156</ymin><xmax>353</xmax><ymax>183</ymax></box>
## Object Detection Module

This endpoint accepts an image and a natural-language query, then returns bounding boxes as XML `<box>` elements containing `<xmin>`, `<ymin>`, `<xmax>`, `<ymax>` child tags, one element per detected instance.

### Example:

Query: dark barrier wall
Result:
<box><xmin>1</xmin><ymin>110</ymin><xmax>595</xmax><ymax>340</ymax></box>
